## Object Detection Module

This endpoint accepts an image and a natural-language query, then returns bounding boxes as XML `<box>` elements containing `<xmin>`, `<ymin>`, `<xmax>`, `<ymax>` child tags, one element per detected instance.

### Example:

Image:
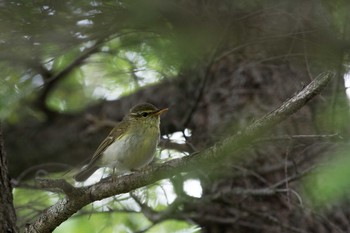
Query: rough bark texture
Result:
<box><xmin>0</xmin><ymin>123</ymin><xmax>18</xmax><ymax>233</ymax></box>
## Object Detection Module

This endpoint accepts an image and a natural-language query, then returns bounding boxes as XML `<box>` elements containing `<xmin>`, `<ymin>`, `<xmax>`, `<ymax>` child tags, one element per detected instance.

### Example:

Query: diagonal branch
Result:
<box><xmin>24</xmin><ymin>71</ymin><xmax>334</xmax><ymax>233</ymax></box>
<box><xmin>35</xmin><ymin>39</ymin><xmax>105</xmax><ymax>118</ymax></box>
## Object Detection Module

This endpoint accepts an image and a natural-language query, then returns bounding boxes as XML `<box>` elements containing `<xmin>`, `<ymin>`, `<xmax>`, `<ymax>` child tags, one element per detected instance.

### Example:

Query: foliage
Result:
<box><xmin>0</xmin><ymin>0</ymin><xmax>196</xmax><ymax>121</ymax></box>
<box><xmin>305</xmin><ymin>146</ymin><xmax>350</xmax><ymax>205</ymax></box>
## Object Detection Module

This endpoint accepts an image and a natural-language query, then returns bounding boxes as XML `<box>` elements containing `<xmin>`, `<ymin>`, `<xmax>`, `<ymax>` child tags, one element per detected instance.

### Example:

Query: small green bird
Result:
<box><xmin>74</xmin><ymin>103</ymin><xmax>168</xmax><ymax>182</ymax></box>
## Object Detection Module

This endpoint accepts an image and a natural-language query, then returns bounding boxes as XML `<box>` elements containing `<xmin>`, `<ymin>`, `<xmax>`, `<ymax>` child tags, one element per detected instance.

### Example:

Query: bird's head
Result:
<box><xmin>128</xmin><ymin>103</ymin><xmax>168</xmax><ymax>126</ymax></box>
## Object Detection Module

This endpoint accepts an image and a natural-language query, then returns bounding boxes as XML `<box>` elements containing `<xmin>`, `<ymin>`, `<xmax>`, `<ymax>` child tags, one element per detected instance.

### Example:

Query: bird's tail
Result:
<box><xmin>73</xmin><ymin>165</ymin><xmax>99</xmax><ymax>182</ymax></box>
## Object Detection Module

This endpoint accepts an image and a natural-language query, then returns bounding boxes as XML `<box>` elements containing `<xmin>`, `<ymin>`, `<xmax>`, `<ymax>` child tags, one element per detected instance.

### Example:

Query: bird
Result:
<box><xmin>74</xmin><ymin>103</ymin><xmax>168</xmax><ymax>182</ymax></box>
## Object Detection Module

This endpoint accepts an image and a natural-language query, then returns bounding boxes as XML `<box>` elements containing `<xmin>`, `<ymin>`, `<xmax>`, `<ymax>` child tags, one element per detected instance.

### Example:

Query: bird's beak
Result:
<box><xmin>153</xmin><ymin>108</ymin><xmax>168</xmax><ymax>116</ymax></box>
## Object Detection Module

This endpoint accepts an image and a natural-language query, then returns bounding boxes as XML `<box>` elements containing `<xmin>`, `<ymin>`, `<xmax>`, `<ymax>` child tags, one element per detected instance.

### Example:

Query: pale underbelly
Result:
<box><xmin>100</xmin><ymin>131</ymin><xmax>159</xmax><ymax>171</ymax></box>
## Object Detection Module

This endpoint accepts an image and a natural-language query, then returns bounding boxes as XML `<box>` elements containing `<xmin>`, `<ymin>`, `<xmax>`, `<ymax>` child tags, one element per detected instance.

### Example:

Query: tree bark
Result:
<box><xmin>0</xmin><ymin>123</ymin><xmax>18</xmax><ymax>233</ymax></box>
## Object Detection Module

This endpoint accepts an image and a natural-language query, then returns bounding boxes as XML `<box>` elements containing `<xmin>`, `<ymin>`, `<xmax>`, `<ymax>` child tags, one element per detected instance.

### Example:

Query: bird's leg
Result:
<box><xmin>112</xmin><ymin>167</ymin><xmax>116</xmax><ymax>182</ymax></box>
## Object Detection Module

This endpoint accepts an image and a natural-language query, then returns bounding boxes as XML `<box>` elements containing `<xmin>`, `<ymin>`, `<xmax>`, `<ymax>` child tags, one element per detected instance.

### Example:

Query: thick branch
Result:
<box><xmin>25</xmin><ymin>71</ymin><xmax>334</xmax><ymax>233</ymax></box>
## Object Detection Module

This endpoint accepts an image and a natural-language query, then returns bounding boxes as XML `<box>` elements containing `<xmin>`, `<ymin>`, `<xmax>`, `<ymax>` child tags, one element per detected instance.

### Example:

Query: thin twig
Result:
<box><xmin>270</xmin><ymin>164</ymin><xmax>320</xmax><ymax>189</ymax></box>
<box><xmin>35</xmin><ymin>178</ymin><xmax>83</xmax><ymax>198</ymax></box>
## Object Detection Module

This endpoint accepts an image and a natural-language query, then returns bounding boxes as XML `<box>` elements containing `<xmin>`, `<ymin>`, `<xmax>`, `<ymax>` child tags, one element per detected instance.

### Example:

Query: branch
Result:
<box><xmin>24</xmin><ymin>71</ymin><xmax>334</xmax><ymax>233</ymax></box>
<box><xmin>35</xmin><ymin>38</ymin><xmax>105</xmax><ymax>118</ymax></box>
<box><xmin>35</xmin><ymin>178</ymin><xmax>84</xmax><ymax>198</ymax></box>
<box><xmin>159</xmin><ymin>139</ymin><xmax>195</xmax><ymax>153</ymax></box>
<box><xmin>241</xmin><ymin>207</ymin><xmax>306</xmax><ymax>233</ymax></box>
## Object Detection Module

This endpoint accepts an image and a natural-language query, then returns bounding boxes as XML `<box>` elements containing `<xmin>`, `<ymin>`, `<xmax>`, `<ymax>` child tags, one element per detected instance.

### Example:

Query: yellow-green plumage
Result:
<box><xmin>74</xmin><ymin>103</ymin><xmax>167</xmax><ymax>182</ymax></box>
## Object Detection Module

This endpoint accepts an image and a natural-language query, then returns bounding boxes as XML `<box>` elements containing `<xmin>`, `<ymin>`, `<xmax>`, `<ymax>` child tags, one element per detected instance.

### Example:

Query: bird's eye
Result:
<box><xmin>141</xmin><ymin>112</ymin><xmax>149</xmax><ymax>117</ymax></box>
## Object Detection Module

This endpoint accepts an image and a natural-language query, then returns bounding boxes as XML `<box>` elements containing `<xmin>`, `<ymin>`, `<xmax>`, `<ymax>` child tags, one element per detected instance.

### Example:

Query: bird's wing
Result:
<box><xmin>88</xmin><ymin>120</ymin><xmax>129</xmax><ymax>166</ymax></box>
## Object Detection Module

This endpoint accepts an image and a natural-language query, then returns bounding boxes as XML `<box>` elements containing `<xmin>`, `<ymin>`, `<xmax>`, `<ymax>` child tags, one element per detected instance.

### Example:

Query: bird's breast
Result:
<box><xmin>101</xmin><ymin>126</ymin><xmax>159</xmax><ymax>171</ymax></box>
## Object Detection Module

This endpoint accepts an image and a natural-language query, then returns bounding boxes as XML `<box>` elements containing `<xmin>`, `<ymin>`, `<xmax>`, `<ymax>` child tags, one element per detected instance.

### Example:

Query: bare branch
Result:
<box><xmin>255</xmin><ymin>134</ymin><xmax>342</xmax><ymax>143</ymax></box>
<box><xmin>35</xmin><ymin>39</ymin><xmax>104</xmax><ymax>118</ymax></box>
<box><xmin>242</xmin><ymin>207</ymin><xmax>307</xmax><ymax>233</ymax></box>
<box><xmin>35</xmin><ymin>178</ymin><xmax>83</xmax><ymax>198</ymax></box>
<box><xmin>159</xmin><ymin>139</ymin><xmax>195</xmax><ymax>153</ymax></box>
